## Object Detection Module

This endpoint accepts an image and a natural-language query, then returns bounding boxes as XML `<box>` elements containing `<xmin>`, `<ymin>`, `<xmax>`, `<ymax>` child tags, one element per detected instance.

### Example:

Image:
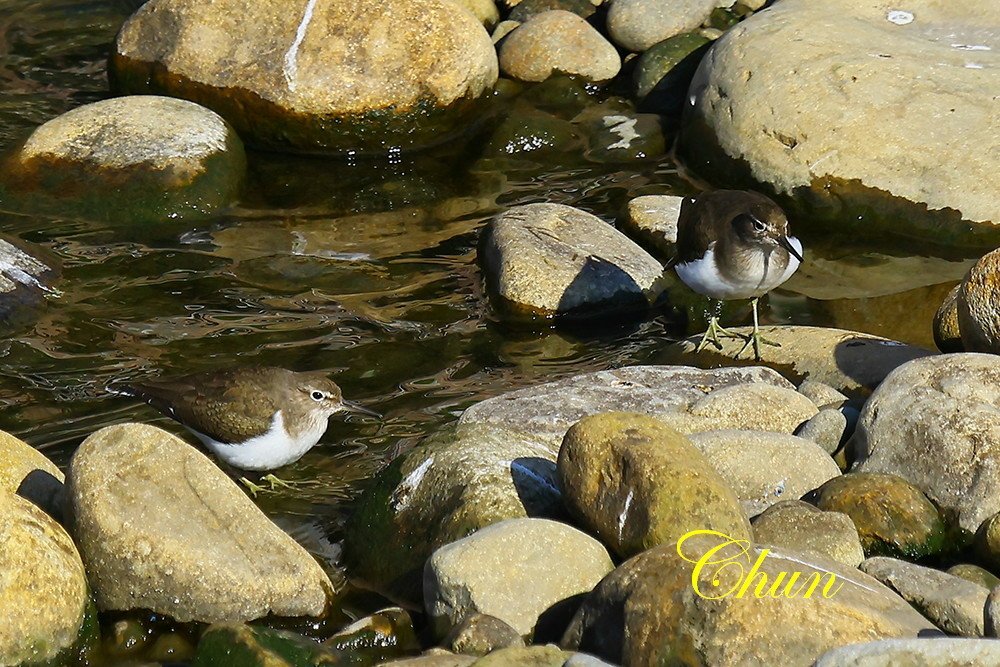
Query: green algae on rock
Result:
<box><xmin>110</xmin><ymin>0</ymin><xmax>499</xmax><ymax>154</ymax></box>
<box><xmin>0</xmin><ymin>96</ymin><xmax>245</xmax><ymax>224</ymax></box>
<box><xmin>633</xmin><ymin>32</ymin><xmax>711</xmax><ymax>115</ymax></box>
<box><xmin>193</xmin><ymin>624</ymin><xmax>351</xmax><ymax>667</ymax></box>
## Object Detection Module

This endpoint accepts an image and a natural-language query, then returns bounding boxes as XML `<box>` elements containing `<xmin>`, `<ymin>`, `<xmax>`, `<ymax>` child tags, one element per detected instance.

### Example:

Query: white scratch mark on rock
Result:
<box><xmin>952</xmin><ymin>43</ymin><xmax>991</xmax><ymax>51</ymax></box>
<box><xmin>391</xmin><ymin>455</ymin><xmax>434</xmax><ymax>512</ymax></box>
<box><xmin>886</xmin><ymin>10</ymin><xmax>914</xmax><ymax>26</ymax></box>
<box><xmin>618</xmin><ymin>489</ymin><xmax>635</xmax><ymax>542</ymax></box>
<box><xmin>604</xmin><ymin>115</ymin><xmax>640</xmax><ymax>150</ymax></box>
<box><xmin>284</xmin><ymin>0</ymin><xmax>319</xmax><ymax>91</ymax></box>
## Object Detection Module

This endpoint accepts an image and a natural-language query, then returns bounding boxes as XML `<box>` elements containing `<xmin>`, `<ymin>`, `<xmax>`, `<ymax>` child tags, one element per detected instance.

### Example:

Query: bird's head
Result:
<box><xmin>296</xmin><ymin>376</ymin><xmax>345</xmax><ymax>417</ymax></box>
<box><xmin>730</xmin><ymin>200</ymin><xmax>802</xmax><ymax>262</ymax></box>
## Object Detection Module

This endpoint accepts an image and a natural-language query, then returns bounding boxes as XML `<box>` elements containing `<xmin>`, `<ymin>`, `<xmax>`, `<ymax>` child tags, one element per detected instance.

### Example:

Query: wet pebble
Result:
<box><xmin>620</xmin><ymin>194</ymin><xmax>681</xmax><ymax>257</ymax></box>
<box><xmin>499</xmin><ymin>11</ymin><xmax>621</xmax><ymax>83</ymax></box>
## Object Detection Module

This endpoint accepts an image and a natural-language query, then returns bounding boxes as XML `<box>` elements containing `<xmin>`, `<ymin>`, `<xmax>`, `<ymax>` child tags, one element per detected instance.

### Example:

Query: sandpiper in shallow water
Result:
<box><xmin>670</xmin><ymin>190</ymin><xmax>803</xmax><ymax>360</ymax></box>
<box><xmin>116</xmin><ymin>366</ymin><xmax>377</xmax><ymax>493</ymax></box>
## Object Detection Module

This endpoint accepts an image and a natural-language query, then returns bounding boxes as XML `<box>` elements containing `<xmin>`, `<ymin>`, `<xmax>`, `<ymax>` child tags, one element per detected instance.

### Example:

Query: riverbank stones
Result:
<box><xmin>957</xmin><ymin>248</ymin><xmax>1000</xmax><ymax>353</ymax></box>
<box><xmin>68</xmin><ymin>423</ymin><xmax>332</xmax><ymax>623</ymax></box>
<box><xmin>620</xmin><ymin>194</ymin><xmax>681</xmax><ymax>256</ymax></box>
<box><xmin>607</xmin><ymin>0</ymin><xmax>726</xmax><ymax>52</ymax></box>
<box><xmin>751</xmin><ymin>501</ymin><xmax>864</xmax><ymax>567</ymax></box>
<box><xmin>111</xmin><ymin>0</ymin><xmax>498</xmax><ymax>153</ymax></box>
<box><xmin>558</xmin><ymin>413</ymin><xmax>751</xmax><ymax>558</ymax></box>
<box><xmin>0</xmin><ymin>96</ymin><xmax>244</xmax><ymax>223</ymax></box>
<box><xmin>499</xmin><ymin>11</ymin><xmax>621</xmax><ymax>83</ymax></box>
<box><xmin>0</xmin><ymin>429</ymin><xmax>64</xmax><ymax>518</ymax></box>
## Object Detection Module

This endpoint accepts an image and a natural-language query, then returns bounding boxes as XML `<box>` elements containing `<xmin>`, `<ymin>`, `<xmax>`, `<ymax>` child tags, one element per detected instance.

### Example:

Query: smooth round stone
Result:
<box><xmin>752</xmin><ymin>500</ymin><xmax>864</xmax><ymax>567</ymax></box>
<box><xmin>808</xmin><ymin>472</ymin><xmax>949</xmax><ymax>559</ymax></box>
<box><xmin>344</xmin><ymin>423</ymin><xmax>563</xmax><ymax>604</ymax></box>
<box><xmin>574</xmin><ymin>106</ymin><xmax>668</xmax><ymax>163</ymax></box>
<box><xmin>563</xmin><ymin>535</ymin><xmax>938</xmax><ymax>666</ymax></box>
<box><xmin>423</xmin><ymin>518</ymin><xmax>613</xmax><ymax>639</ymax></box>
<box><xmin>0</xmin><ymin>429</ymin><xmax>64</xmax><ymax>518</ymax></box>
<box><xmin>607</xmin><ymin>0</ymin><xmax>726</xmax><ymax>52</ymax></box>
<box><xmin>815</xmin><ymin>639</ymin><xmax>1000</xmax><ymax>666</ymax></box>
<box><xmin>934</xmin><ymin>283</ymin><xmax>964</xmax><ymax>353</ymax></box>
<box><xmin>633</xmin><ymin>32</ymin><xmax>711</xmax><ymax>114</ymax></box>
<box><xmin>69</xmin><ymin>423</ymin><xmax>332</xmax><ymax>623</ymax></box>
<box><xmin>621</xmin><ymin>194</ymin><xmax>681</xmax><ymax>257</ymax></box>
<box><xmin>854</xmin><ymin>354</ymin><xmax>1000</xmax><ymax>533</ymax></box>
<box><xmin>453</xmin><ymin>0</ymin><xmax>500</xmax><ymax>27</ymax></box>
<box><xmin>0</xmin><ymin>96</ymin><xmax>244</xmax><ymax>223</ymax></box>
<box><xmin>958</xmin><ymin>249</ymin><xmax>1000</xmax><ymax>353</ymax></box>
<box><xmin>680</xmin><ymin>0</ymin><xmax>1000</xmax><ymax>239</ymax></box>
<box><xmin>797</xmin><ymin>379</ymin><xmax>849</xmax><ymax>409</ymax></box>
<box><xmin>974</xmin><ymin>512</ymin><xmax>1000</xmax><ymax>571</ymax></box>
<box><xmin>111</xmin><ymin>0</ymin><xmax>498</xmax><ymax>153</ymax></box>
<box><xmin>0</xmin><ymin>493</ymin><xmax>89</xmax><ymax>666</ymax></box>
<box><xmin>481</xmin><ymin>104</ymin><xmax>583</xmax><ymax>158</ymax></box>
<box><xmin>498</xmin><ymin>11</ymin><xmax>621</xmax><ymax>83</ymax></box>
<box><xmin>684</xmin><ymin>383</ymin><xmax>818</xmax><ymax>435</ymax></box>
<box><xmin>472</xmin><ymin>645</ymin><xmax>573</xmax><ymax>666</ymax></box>
<box><xmin>948</xmin><ymin>564</ymin><xmax>1000</xmax><ymax>591</ymax></box>
<box><xmin>480</xmin><ymin>203</ymin><xmax>665</xmax><ymax>318</ymax></box>
<box><xmin>795</xmin><ymin>408</ymin><xmax>851</xmax><ymax>455</ymax></box>
<box><xmin>688</xmin><ymin>430</ymin><xmax>840</xmax><ymax>517</ymax></box>
<box><xmin>860</xmin><ymin>557</ymin><xmax>988</xmax><ymax>637</ymax></box>
<box><xmin>508</xmin><ymin>0</ymin><xmax>595</xmax><ymax>22</ymax></box>
<box><xmin>558</xmin><ymin>413</ymin><xmax>751</xmax><ymax>558</ymax></box>
<box><xmin>445</xmin><ymin>613</ymin><xmax>524</xmax><ymax>656</ymax></box>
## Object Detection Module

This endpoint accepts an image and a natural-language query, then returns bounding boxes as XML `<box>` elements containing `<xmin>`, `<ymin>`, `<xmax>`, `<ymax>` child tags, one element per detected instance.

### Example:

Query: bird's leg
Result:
<box><xmin>239</xmin><ymin>473</ymin><xmax>303</xmax><ymax>496</ymax></box>
<box><xmin>696</xmin><ymin>315</ymin><xmax>741</xmax><ymax>352</ymax></box>
<box><xmin>735</xmin><ymin>298</ymin><xmax>782</xmax><ymax>361</ymax></box>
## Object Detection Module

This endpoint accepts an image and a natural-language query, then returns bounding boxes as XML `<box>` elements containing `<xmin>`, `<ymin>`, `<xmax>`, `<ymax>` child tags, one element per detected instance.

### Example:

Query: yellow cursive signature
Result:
<box><xmin>676</xmin><ymin>530</ymin><xmax>843</xmax><ymax>600</ymax></box>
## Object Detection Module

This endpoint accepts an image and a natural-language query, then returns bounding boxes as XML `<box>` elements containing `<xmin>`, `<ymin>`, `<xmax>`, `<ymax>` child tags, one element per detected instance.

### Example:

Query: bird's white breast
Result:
<box><xmin>190</xmin><ymin>410</ymin><xmax>325</xmax><ymax>471</ymax></box>
<box><xmin>675</xmin><ymin>238</ymin><xmax>801</xmax><ymax>301</ymax></box>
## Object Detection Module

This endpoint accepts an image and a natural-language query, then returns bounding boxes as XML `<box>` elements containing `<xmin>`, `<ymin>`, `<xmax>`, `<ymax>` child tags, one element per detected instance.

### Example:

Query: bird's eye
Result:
<box><xmin>751</xmin><ymin>217</ymin><xmax>766</xmax><ymax>232</ymax></box>
<box><xmin>310</xmin><ymin>390</ymin><xmax>325</xmax><ymax>401</ymax></box>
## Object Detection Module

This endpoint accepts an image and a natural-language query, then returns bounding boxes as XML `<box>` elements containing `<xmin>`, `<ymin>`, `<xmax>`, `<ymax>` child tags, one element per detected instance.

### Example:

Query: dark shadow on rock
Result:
<box><xmin>16</xmin><ymin>468</ymin><xmax>66</xmax><ymax>525</ymax></box>
<box><xmin>534</xmin><ymin>592</ymin><xmax>587</xmax><ymax>645</ymax></box>
<box><xmin>832</xmin><ymin>336</ymin><xmax>934</xmax><ymax>395</ymax></box>
<box><xmin>510</xmin><ymin>457</ymin><xmax>565</xmax><ymax>520</ymax></box>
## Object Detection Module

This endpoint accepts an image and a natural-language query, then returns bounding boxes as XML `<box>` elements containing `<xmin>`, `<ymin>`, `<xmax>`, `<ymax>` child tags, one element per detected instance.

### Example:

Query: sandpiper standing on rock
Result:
<box><xmin>115</xmin><ymin>366</ymin><xmax>378</xmax><ymax>494</ymax></box>
<box><xmin>670</xmin><ymin>190</ymin><xmax>803</xmax><ymax>360</ymax></box>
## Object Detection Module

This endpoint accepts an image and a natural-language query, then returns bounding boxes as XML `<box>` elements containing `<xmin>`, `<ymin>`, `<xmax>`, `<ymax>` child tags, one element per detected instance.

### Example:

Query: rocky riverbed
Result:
<box><xmin>0</xmin><ymin>0</ymin><xmax>999</xmax><ymax>665</ymax></box>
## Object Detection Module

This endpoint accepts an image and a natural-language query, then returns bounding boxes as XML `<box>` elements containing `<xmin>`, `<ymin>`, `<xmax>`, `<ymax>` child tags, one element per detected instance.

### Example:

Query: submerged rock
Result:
<box><xmin>69</xmin><ymin>423</ymin><xmax>332</xmax><ymax>623</ymax></box>
<box><xmin>424</xmin><ymin>518</ymin><xmax>613</xmax><ymax>639</ymax></box>
<box><xmin>688</xmin><ymin>430</ymin><xmax>840</xmax><ymax>517</ymax></box>
<box><xmin>324</xmin><ymin>607</ymin><xmax>420</xmax><ymax>663</ymax></box>
<box><xmin>111</xmin><ymin>0</ymin><xmax>498</xmax><ymax>153</ymax></box>
<box><xmin>563</xmin><ymin>534</ymin><xmax>938</xmax><ymax>665</ymax></box>
<box><xmin>343</xmin><ymin>423</ymin><xmax>563</xmax><ymax>604</ymax></box>
<box><xmin>193</xmin><ymin>624</ymin><xmax>351</xmax><ymax>667</ymax></box>
<box><xmin>459</xmin><ymin>364</ymin><xmax>799</xmax><ymax>447</ymax></box>
<box><xmin>854</xmin><ymin>354</ymin><xmax>1000</xmax><ymax>533</ymax></box>
<box><xmin>957</xmin><ymin>248</ymin><xmax>1000</xmax><ymax>353</ymax></box>
<box><xmin>558</xmin><ymin>413</ymin><xmax>751</xmax><ymax>558</ymax></box>
<box><xmin>0</xmin><ymin>492</ymin><xmax>89</xmax><ymax>666</ymax></box>
<box><xmin>0</xmin><ymin>236</ymin><xmax>61</xmax><ymax>326</ymax></box>
<box><xmin>860</xmin><ymin>557</ymin><xmax>988</xmax><ymax>637</ymax></box>
<box><xmin>480</xmin><ymin>203</ymin><xmax>665</xmax><ymax>319</ymax></box>
<box><xmin>807</xmin><ymin>472</ymin><xmax>950</xmax><ymax>559</ymax></box>
<box><xmin>607</xmin><ymin>0</ymin><xmax>726</xmax><ymax>52</ymax></box>
<box><xmin>752</xmin><ymin>501</ymin><xmax>864</xmax><ymax>567</ymax></box>
<box><xmin>499</xmin><ymin>11</ymin><xmax>621</xmax><ymax>83</ymax></box>
<box><xmin>671</xmin><ymin>325</ymin><xmax>935</xmax><ymax>398</ymax></box>
<box><xmin>680</xmin><ymin>0</ymin><xmax>1000</xmax><ymax>239</ymax></box>
<box><xmin>0</xmin><ymin>96</ymin><xmax>244</xmax><ymax>223</ymax></box>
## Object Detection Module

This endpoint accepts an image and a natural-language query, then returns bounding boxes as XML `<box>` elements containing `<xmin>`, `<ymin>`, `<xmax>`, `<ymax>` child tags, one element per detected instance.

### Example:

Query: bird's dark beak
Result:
<box><xmin>779</xmin><ymin>236</ymin><xmax>804</xmax><ymax>262</ymax></box>
<box><xmin>342</xmin><ymin>400</ymin><xmax>381</xmax><ymax>419</ymax></box>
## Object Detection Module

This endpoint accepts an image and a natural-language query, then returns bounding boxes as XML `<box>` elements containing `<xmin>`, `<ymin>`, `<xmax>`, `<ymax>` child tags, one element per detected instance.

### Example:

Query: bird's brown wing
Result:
<box><xmin>673</xmin><ymin>195</ymin><xmax>715</xmax><ymax>265</ymax></box>
<box><xmin>124</xmin><ymin>370</ymin><xmax>281</xmax><ymax>444</ymax></box>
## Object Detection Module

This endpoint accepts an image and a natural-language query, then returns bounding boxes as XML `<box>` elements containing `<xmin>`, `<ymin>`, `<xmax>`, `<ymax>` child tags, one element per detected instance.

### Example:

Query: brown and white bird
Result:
<box><xmin>671</xmin><ymin>190</ymin><xmax>803</xmax><ymax>359</ymax></box>
<box><xmin>116</xmin><ymin>367</ymin><xmax>377</xmax><ymax>491</ymax></box>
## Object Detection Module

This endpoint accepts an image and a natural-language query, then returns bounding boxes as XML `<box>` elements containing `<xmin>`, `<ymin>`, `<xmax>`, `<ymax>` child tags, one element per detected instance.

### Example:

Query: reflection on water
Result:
<box><xmin>0</xmin><ymin>0</ymin><xmax>992</xmax><ymax>639</ymax></box>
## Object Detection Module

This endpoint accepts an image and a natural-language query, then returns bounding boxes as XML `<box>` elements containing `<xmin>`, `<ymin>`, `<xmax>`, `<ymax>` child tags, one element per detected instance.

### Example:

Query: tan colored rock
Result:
<box><xmin>935</xmin><ymin>283</ymin><xmax>964</xmax><ymax>352</ymax></box>
<box><xmin>607</xmin><ymin>0</ymin><xmax>727</xmax><ymax>52</ymax></box>
<box><xmin>672</xmin><ymin>325</ymin><xmax>935</xmax><ymax>397</ymax></box>
<box><xmin>752</xmin><ymin>500</ymin><xmax>864</xmax><ymax>567</ymax></box>
<box><xmin>681</xmin><ymin>0</ymin><xmax>1000</xmax><ymax>231</ymax></box>
<box><xmin>564</xmin><ymin>535</ymin><xmax>938</xmax><ymax>665</ymax></box>
<box><xmin>0</xmin><ymin>493</ymin><xmax>88</xmax><ymax>665</ymax></box>
<box><xmin>861</xmin><ymin>557</ymin><xmax>988</xmax><ymax>637</ymax></box>
<box><xmin>451</xmin><ymin>0</ymin><xmax>499</xmax><ymax>27</ymax></box>
<box><xmin>685</xmin><ymin>383</ymin><xmax>817</xmax><ymax>435</ymax></box>
<box><xmin>948</xmin><ymin>564</ymin><xmax>1000</xmax><ymax>591</ymax></box>
<box><xmin>424</xmin><ymin>518</ymin><xmax>613</xmax><ymax>638</ymax></box>
<box><xmin>816</xmin><ymin>639</ymin><xmax>1000</xmax><ymax>666</ymax></box>
<box><xmin>620</xmin><ymin>194</ymin><xmax>681</xmax><ymax>257</ymax></box>
<box><xmin>69</xmin><ymin>423</ymin><xmax>332</xmax><ymax>623</ymax></box>
<box><xmin>558</xmin><ymin>413</ymin><xmax>751</xmax><ymax>558</ymax></box>
<box><xmin>472</xmin><ymin>645</ymin><xmax>572</xmax><ymax>665</ymax></box>
<box><xmin>854</xmin><ymin>354</ymin><xmax>1000</xmax><ymax>533</ymax></box>
<box><xmin>958</xmin><ymin>248</ymin><xmax>1000</xmax><ymax>353</ymax></box>
<box><xmin>0</xmin><ymin>429</ymin><xmax>64</xmax><ymax>516</ymax></box>
<box><xmin>111</xmin><ymin>0</ymin><xmax>498</xmax><ymax>153</ymax></box>
<box><xmin>498</xmin><ymin>11</ymin><xmax>621</xmax><ymax>83</ymax></box>
<box><xmin>480</xmin><ymin>203</ymin><xmax>665</xmax><ymax>318</ymax></box>
<box><xmin>689</xmin><ymin>430</ymin><xmax>839</xmax><ymax>517</ymax></box>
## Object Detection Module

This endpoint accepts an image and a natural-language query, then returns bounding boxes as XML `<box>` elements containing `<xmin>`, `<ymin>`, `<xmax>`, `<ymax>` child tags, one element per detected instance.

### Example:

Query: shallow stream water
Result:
<box><xmin>1</xmin><ymin>0</ymin><xmax>997</xmax><ymax>655</ymax></box>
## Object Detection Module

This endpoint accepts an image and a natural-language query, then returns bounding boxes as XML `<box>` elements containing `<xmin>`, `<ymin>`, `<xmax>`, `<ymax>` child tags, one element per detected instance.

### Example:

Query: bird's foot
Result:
<box><xmin>734</xmin><ymin>330</ymin><xmax>782</xmax><ymax>361</ymax></box>
<box><xmin>240</xmin><ymin>474</ymin><xmax>302</xmax><ymax>497</ymax></box>
<box><xmin>695</xmin><ymin>319</ymin><xmax>742</xmax><ymax>352</ymax></box>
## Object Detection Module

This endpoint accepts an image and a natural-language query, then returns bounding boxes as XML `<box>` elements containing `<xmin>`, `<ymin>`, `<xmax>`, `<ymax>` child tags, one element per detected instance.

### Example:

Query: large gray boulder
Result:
<box><xmin>69</xmin><ymin>423</ymin><xmax>332</xmax><ymax>623</ymax></box>
<box><xmin>854</xmin><ymin>354</ymin><xmax>1000</xmax><ymax>533</ymax></box>
<box><xmin>680</xmin><ymin>0</ymin><xmax>1000</xmax><ymax>239</ymax></box>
